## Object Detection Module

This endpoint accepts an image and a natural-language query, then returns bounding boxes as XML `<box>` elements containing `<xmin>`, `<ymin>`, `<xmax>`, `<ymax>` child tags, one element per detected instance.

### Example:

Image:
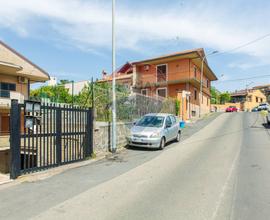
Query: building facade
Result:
<box><xmin>133</xmin><ymin>49</ymin><xmax>217</xmax><ymax>120</ymax></box>
<box><xmin>100</xmin><ymin>49</ymin><xmax>217</xmax><ymax>120</ymax></box>
<box><xmin>0</xmin><ymin>41</ymin><xmax>50</xmax><ymax>135</ymax></box>
<box><xmin>231</xmin><ymin>89</ymin><xmax>267</xmax><ymax>111</ymax></box>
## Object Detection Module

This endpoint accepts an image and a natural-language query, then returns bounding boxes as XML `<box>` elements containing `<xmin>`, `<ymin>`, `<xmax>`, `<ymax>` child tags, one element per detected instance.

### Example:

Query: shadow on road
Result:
<box><xmin>125</xmin><ymin>145</ymin><xmax>160</xmax><ymax>152</ymax></box>
<box><xmin>262</xmin><ymin>123</ymin><xmax>270</xmax><ymax>129</ymax></box>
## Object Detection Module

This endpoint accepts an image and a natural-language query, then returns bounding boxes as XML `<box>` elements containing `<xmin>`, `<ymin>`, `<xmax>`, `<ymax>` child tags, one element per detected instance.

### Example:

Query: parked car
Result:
<box><xmin>257</xmin><ymin>103</ymin><xmax>270</xmax><ymax>111</ymax></box>
<box><xmin>267</xmin><ymin>111</ymin><xmax>270</xmax><ymax>125</ymax></box>
<box><xmin>225</xmin><ymin>106</ymin><xmax>238</xmax><ymax>112</ymax></box>
<box><xmin>127</xmin><ymin>113</ymin><xmax>181</xmax><ymax>150</ymax></box>
<box><xmin>252</xmin><ymin>107</ymin><xmax>258</xmax><ymax>112</ymax></box>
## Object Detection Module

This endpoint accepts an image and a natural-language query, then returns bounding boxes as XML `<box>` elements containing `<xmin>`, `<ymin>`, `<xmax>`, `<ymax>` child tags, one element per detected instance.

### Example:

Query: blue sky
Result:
<box><xmin>0</xmin><ymin>0</ymin><xmax>270</xmax><ymax>92</ymax></box>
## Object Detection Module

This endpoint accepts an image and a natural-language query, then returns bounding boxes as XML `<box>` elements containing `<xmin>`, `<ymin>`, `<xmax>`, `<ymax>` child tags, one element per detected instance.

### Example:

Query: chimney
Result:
<box><xmin>102</xmin><ymin>70</ymin><xmax>107</xmax><ymax>79</ymax></box>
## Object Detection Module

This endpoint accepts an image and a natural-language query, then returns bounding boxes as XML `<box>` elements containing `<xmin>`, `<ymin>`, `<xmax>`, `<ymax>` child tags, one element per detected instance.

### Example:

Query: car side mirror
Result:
<box><xmin>166</xmin><ymin>123</ymin><xmax>171</xmax><ymax>128</ymax></box>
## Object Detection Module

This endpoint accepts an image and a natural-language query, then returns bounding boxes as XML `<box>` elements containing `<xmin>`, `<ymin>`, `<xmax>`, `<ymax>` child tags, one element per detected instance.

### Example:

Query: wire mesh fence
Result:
<box><xmin>29</xmin><ymin>81</ymin><xmax>177</xmax><ymax>122</ymax></box>
<box><xmin>89</xmin><ymin>83</ymin><xmax>176</xmax><ymax>122</ymax></box>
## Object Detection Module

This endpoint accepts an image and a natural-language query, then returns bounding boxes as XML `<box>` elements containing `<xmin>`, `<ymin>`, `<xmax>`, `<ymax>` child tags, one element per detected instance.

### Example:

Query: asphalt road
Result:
<box><xmin>1</xmin><ymin>112</ymin><xmax>270</xmax><ymax>220</ymax></box>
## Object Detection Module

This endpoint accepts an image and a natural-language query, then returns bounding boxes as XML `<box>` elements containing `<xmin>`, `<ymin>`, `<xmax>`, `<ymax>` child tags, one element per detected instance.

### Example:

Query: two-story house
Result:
<box><xmin>231</xmin><ymin>89</ymin><xmax>267</xmax><ymax>111</ymax></box>
<box><xmin>100</xmin><ymin>49</ymin><xmax>217</xmax><ymax>120</ymax></box>
<box><xmin>133</xmin><ymin>48</ymin><xmax>217</xmax><ymax>120</ymax></box>
<box><xmin>0</xmin><ymin>41</ymin><xmax>50</xmax><ymax>135</ymax></box>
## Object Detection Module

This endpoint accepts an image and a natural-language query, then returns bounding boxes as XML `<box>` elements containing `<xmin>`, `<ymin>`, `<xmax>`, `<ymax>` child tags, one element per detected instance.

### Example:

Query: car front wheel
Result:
<box><xmin>175</xmin><ymin>131</ymin><xmax>181</xmax><ymax>142</ymax></box>
<box><xmin>159</xmin><ymin>137</ymin><xmax>166</xmax><ymax>150</ymax></box>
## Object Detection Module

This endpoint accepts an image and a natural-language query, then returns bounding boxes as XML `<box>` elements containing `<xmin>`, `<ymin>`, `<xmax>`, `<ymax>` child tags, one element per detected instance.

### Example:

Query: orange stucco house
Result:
<box><xmin>133</xmin><ymin>48</ymin><xmax>217</xmax><ymax>120</ymax></box>
<box><xmin>100</xmin><ymin>48</ymin><xmax>218</xmax><ymax>120</ymax></box>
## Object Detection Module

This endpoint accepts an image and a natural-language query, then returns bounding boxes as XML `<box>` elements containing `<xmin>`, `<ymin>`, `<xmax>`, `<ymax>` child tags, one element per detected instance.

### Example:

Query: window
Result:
<box><xmin>157</xmin><ymin>88</ymin><xmax>167</xmax><ymax>98</ymax></box>
<box><xmin>169</xmin><ymin>115</ymin><xmax>176</xmax><ymax>124</ymax></box>
<box><xmin>256</xmin><ymin>97</ymin><xmax>258</xmax><ymax>102</ymax></box>
<box><xmin>141</xmin><ymin>89</ymin><xmax>148</xmax><ymax>96</ymax></box>
<box><xmin>206</xmin><ymin>79</ymin><xmax>209</xmax><ymax>88</ymax></box>
<box><xmin>156</xmin><ymin>64</ymin><xmax>167</xmax><ymax>82</ymax></box>
<box><xmin>0</xmin><ymin>82</ymin><xmax>16</xmax><ymax>98</ymax></box>
<box><xmin>136</xmin><ymin>116</ymin><xmax>165</xmax><ymax>128</ymax></box>
<box><xmin>194</xmin><ymin>90</ymin><xmax>197</xmax><ymax>100</ymax></box>
<box><xmin>194</xmin><ymin>66</ymin><xmax>197</xmax><ymax>78</ymax></box>
<box><xmin>165</xmin><ymin>116</ymin><xmax>172</xmax><ymax>127</ymax></box>
<box><xmin>0</xmin><ymin>82</ymin><xmax>16</xmax><ymax>91</ymax></box>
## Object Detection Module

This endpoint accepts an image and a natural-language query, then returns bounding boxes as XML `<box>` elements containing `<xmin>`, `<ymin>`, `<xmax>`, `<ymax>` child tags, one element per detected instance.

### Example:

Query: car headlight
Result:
<box><xmin>150</xmin><ymin>132</ymin><xmax>160</xmax><ymax>138</ymax></box>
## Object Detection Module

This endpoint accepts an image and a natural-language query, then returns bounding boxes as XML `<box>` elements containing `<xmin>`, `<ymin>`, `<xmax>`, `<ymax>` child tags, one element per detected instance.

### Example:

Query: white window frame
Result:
<box><xmin>141</xmin><ymin>89</ymin><xmax>148</xmax><ymax>96</ymax></box>
<box><xmin>156</xmin><ymin>87</ymin><xmax>167</xmax><ymax>98</ymax></box>
<box><xmin>156</xmin><ymin>64</ymin><xmax>168</xmax><ymax>82</ymax></box>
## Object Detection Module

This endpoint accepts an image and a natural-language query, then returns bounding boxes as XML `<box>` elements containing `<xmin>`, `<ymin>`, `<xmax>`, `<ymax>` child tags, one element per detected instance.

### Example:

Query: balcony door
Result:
<box><xmin>156</xmin><ymin>64</ymin><xmax>167</xmax><ymax>82</ymax></box>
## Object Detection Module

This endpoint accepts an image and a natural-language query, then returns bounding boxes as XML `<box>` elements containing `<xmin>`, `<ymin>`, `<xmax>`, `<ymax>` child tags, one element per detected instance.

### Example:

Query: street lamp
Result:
<box><xmin>199</xmin><ymin>50</ymin><xmax>218</xmax><ymax>117</ymax></box>
<box><xmin>111</xmin><ymin>0</ymin><xmax>117</xmax><ymax>153</ymax></box>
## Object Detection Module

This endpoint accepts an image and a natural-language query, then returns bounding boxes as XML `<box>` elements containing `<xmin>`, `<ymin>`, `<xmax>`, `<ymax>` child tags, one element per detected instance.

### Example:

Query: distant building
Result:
<box><xmin>48</xmin><ymin>76</ymin><xmax>57</xmax><ymax>86</ymax></box>
<box><xmin>252</xmin><ymin>84</ymin><xmax>270</xmax><ymax>102</ymax></box>
<box><xmin>231</xmin><ymin>89</ymin><xmax>267</xmax><ymax>111</ymax></box>
<box><xmin>99</xmin><ymin>62</ymin><xmax>134</xmax><ymax>92</ymax></box>
<box><xmin>64</xmin><ymin>80</ymin><xmax>90</xmax><ymax>95</ymax></box>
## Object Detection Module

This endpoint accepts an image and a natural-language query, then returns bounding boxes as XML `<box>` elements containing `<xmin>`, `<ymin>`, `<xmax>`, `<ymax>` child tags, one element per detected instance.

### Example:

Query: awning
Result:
<box><xmin>0</xmin><ymin>61</ymin><xmax>22</xmax><ymax>74</ymax></box>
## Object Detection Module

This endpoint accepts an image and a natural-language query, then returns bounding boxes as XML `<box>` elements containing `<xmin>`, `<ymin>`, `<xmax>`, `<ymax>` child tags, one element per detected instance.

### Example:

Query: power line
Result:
<box><xmin>213</xmin><ymin>32</ymin><xmax>270</xmax><ymax>56</ymax></box>
<box><xmin>214</xmin><ymin>74</ymin><xmax>270</xmax><ymax>83</ymax></box>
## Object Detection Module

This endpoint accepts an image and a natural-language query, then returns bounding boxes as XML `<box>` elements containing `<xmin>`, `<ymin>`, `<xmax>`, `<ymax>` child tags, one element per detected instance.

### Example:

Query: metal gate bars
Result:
<box><xmin>10</xmin><ymin>99</ymin><xmax>93</xmax><ymax>179</ymax></box>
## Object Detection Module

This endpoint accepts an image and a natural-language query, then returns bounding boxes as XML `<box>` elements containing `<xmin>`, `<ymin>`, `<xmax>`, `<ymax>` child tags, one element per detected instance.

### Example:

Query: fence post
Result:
<box><xmin>10</xmin><ymin>99</ymin><xmax>21</xmax><ymax>179</ymax></box>
<box><xmin>56</xmin><ymin>108</ymin><xmax>62</xmax><ymax>165</ymax></box>
<box><xmin>85</xmin><ymin>108</ymin><xmax>93</xmax><ymax>157</ymax></box>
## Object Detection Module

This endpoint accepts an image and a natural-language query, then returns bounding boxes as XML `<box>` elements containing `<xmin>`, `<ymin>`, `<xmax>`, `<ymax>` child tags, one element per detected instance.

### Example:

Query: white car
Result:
<box><xmin>127</xmin><ymin>113</ymin><xmax>181</xmax><ymax>150</ymax></box>
<box><xmin>258</xmin><ymin>103</ymin><xmax>270</xmax><ymax>111</ymax></box>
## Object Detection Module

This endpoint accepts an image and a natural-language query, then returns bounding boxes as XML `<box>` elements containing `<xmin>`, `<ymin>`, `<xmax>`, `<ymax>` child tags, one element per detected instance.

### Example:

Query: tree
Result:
<box><xmin>75</xmin><ymin>81</ymin><xmax>131</xmax><ymax>121</ymax></box>
<box><xmin>219</xmin><ymin>92</ymin><xmax>231</xmax><ymax>104</ymax></box>
<box><xmin>30</xmin><ymin>84</ymin><xmax>73</xmax><ymax>103</ymax></box>
<box><xmin>210</xmin><ymin>87</ymin><xmax>220</xmax><ymax>104</ymax></box>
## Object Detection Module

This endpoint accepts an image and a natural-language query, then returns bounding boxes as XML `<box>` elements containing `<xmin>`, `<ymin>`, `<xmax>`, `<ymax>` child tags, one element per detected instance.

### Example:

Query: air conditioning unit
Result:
<box><xmin>144</xmin><ymin>64</ymin><xmax>150</xmax><ymax>71</ymax></box>
<box><xmin>18</xmin><ymin>76</ymin><xmax>28</xmax><ymax>84</ymax></box>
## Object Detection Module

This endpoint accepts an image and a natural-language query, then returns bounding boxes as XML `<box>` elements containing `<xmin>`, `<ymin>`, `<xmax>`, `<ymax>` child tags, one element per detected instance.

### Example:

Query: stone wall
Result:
<box><xmin>94</xmin><ymin>122</ymin><xmax>132</xmax><ymax>154</ymax></box>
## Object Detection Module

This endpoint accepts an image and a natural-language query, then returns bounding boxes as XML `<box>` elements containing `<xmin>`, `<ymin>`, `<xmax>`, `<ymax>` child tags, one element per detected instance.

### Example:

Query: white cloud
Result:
<box><xmin>0</xmin><ymin>0</ymin><xmax>270</xmax><ymax>62</ymax></box>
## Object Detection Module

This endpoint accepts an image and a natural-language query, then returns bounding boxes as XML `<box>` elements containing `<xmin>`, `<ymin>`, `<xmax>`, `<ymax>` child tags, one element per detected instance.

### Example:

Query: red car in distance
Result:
<box><xmin>225</xmin><ymin>106</ymin><xmax>238</xmax><ymax>112</ymax></box>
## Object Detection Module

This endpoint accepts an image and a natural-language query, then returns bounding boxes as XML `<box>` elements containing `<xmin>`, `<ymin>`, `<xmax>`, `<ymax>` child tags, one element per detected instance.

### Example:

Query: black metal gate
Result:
<box><xmin>10</xmin><ymin>99</ymin><xmax>93</xmax><ymax>179</ymax></box>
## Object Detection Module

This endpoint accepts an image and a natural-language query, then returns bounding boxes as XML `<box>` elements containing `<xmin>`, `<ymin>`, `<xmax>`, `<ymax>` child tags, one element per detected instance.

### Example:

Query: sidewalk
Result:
<box><xmin>0</xmin><ymin>173</ymin><xmax>11</xmax><ymax>185</ymax></box>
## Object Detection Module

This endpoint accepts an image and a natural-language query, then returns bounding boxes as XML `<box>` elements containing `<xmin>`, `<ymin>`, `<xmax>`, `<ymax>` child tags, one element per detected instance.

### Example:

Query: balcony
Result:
<box><xmin>0</xmin><ymin>90</ymin><xmax>25</xmax><ymax>108</ymax></box>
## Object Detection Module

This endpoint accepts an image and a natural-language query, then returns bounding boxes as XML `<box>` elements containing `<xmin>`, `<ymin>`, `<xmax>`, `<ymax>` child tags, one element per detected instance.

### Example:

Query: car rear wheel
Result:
<box><xmin>159</xmin><ymin>137</ymin><xmax>166</xmax><ymax>150</ymax></box>
<box><xmin>175</xmin><ymin>131</ymin><xmax>181</xmax><ymax>142</ymax></box>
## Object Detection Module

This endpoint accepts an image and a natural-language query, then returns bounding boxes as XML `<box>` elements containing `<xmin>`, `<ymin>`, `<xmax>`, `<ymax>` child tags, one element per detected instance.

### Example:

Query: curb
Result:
<box><xmin>0</xmin><ymin>148</ymin><xmax>127</xmax><ymax>189</ymax></box>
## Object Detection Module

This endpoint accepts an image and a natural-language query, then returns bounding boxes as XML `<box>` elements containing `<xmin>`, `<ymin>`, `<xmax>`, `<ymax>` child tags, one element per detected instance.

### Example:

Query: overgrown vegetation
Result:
<box><xmin>211</xmin><ymin>87</ymin><xmax>231</xmax><ymax>104</ymax></box>
<box><xmin>175</xmin><ymin>99</ymin><xmax>180</xmax><ymax>116</ymax></box>
<box><xmin>30</xmin><ymin>80</ymin><xmax>176</xmax><ymax>122</ymax></box>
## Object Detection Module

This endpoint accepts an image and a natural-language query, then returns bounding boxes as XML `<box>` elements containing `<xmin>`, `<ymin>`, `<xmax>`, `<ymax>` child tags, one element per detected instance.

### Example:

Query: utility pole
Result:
<box><xmin>111</xmin><ymin>0</ymin><xmax>117</xmax><ymax>153</ymax></box>
<box><xmin>199</xmin><ymin>50</ymin><xmax>218</xmax><ymax>118</ymax></box>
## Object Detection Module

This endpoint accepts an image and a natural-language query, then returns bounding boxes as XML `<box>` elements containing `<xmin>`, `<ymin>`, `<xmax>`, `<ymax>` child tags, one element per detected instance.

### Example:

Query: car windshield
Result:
<box><xmin>136</xmin><ymin>116</ymin><xmax>165</xmax><ymax>128</ymax></box>
<box><xmin>229</xmin><ymin>106</ymin><xmax>236</xmax><ymax>108</ymax></box>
